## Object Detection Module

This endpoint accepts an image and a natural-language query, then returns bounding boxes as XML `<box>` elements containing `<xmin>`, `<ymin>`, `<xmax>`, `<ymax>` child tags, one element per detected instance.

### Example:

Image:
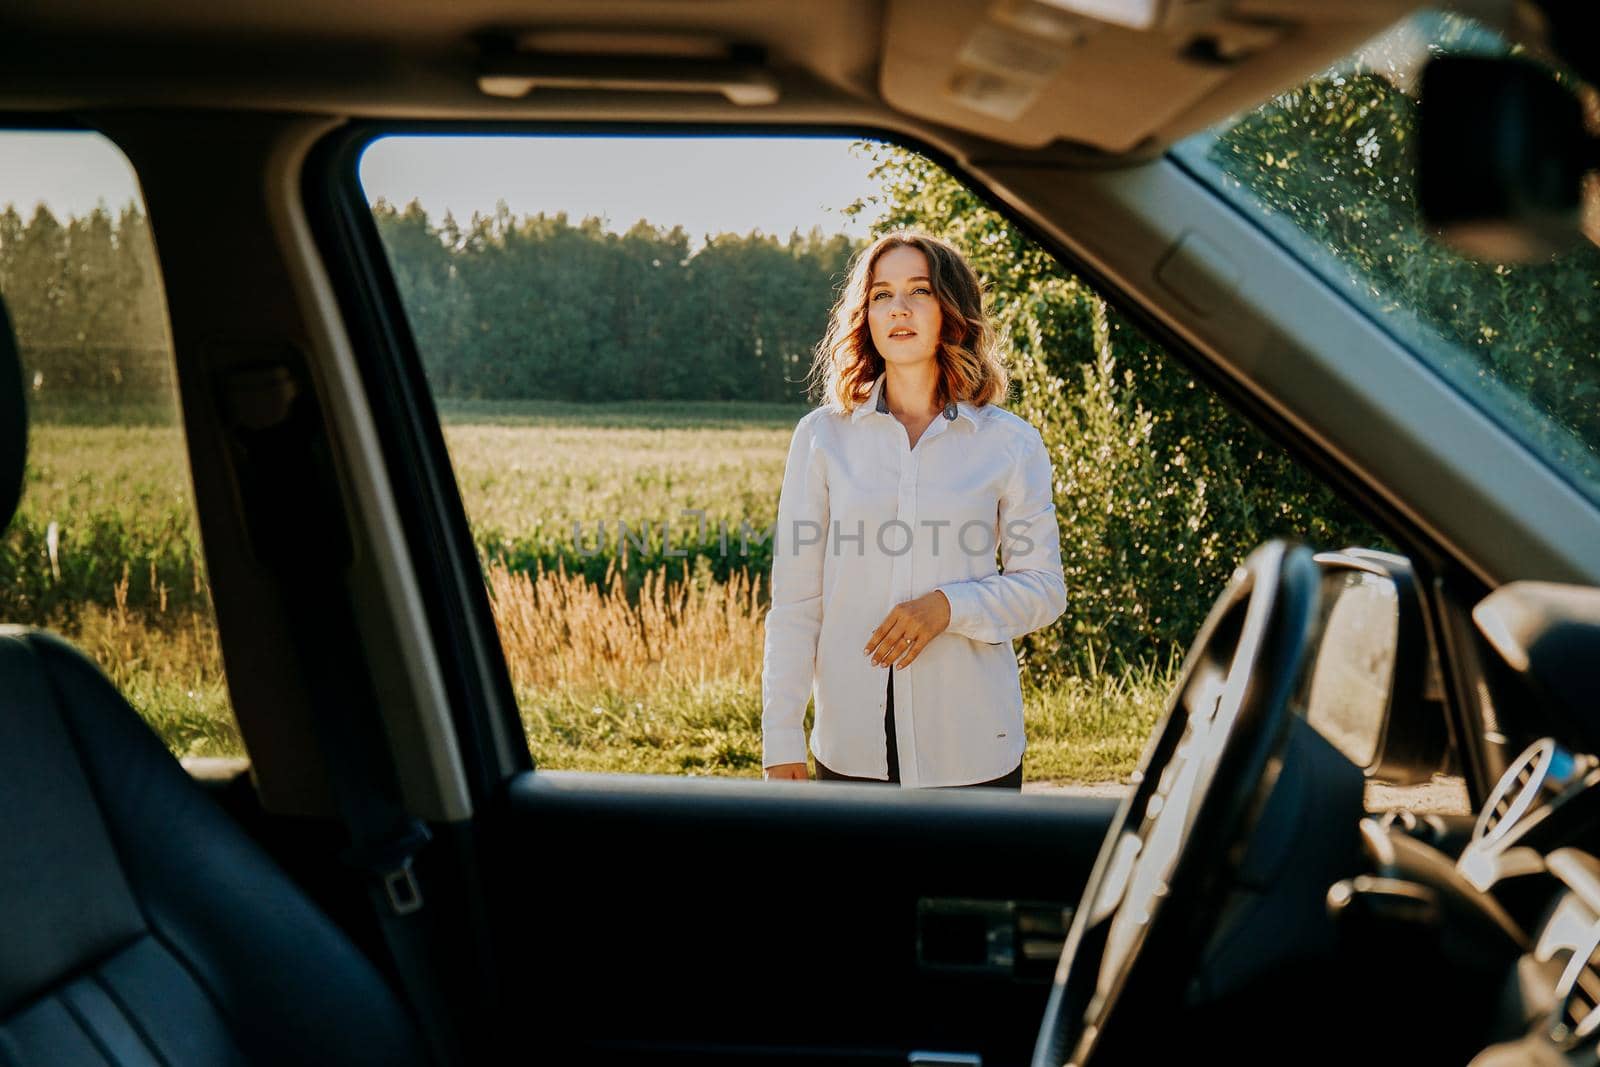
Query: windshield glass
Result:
<box><xmin>1171</xmin><ymin>10</ymin><xmax>1600</xmax><ymax>509</ymax></box>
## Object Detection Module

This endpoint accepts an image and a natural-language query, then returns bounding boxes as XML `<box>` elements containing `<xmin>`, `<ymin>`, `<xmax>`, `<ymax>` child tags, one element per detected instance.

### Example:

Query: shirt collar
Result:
<box><xmin>849</xmin><ymin>375</ymin><xmax>981</xmax><ymax>428</ymax></box>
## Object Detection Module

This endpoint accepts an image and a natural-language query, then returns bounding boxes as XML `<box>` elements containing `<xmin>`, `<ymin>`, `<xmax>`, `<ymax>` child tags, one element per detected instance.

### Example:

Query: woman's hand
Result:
<box><xmin>865</xmin><ymin>590</ymin><xmax>952</xmax><ymax>670</ymax></box>
<box><xmin>764</xmin><ymin>762</ymin><xmax>809</xmax><ymax>781</ymax></box>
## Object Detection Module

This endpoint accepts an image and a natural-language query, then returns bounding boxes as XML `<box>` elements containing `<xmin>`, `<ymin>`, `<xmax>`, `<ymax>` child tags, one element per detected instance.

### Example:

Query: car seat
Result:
<box><xmin>0</xmin><ymin>297</ymin><xmax>429</xmax><ymax>1066</ymax></box>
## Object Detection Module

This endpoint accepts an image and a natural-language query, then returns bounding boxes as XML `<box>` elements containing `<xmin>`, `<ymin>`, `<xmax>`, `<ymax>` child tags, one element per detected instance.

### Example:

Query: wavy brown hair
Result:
<box><xmin>807</xmin><ymin>231</ymin><xmax>1009</xmax><ymax>414</ymax></box>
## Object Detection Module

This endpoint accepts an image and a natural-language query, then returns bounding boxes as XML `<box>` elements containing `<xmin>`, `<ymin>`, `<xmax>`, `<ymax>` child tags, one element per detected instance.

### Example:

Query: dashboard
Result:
<box><xmin>1326</xmin><ymin>579</ymin><xmax>1600</xmax><ymax>1064</ymax></box>
<box><xmin>1347</xmin><ymin>735</ymin><xmax>1600</xmax><ymax>1063</ymax></box>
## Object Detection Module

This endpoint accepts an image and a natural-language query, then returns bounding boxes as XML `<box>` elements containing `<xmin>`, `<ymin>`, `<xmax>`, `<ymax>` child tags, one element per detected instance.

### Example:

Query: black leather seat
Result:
<box><xmin>0</xmin><ymin>301</ymin><xmax>429</xmax><ymax>1065</ymax></box>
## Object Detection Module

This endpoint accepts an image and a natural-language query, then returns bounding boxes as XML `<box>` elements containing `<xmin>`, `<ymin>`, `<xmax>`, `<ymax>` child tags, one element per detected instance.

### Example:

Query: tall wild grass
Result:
<box><xmin>486</xmin><ymin>555</ymin><xmax>1167</xmax><ymax>781</ymax></box>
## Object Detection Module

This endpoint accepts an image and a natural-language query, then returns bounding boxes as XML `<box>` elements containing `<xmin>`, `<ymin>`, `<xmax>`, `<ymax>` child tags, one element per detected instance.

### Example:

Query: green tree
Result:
<box><xmin>1203</xmin><ymin>54</ymin><xmax>1600</xmax><ymax>491</ymax></box>
<box><xmin>845</xmin><ymin>142</ymin><xmax>1378</xmax><ymax>677</ymax></box>
<box><xmin>373</xmin><ymin>204</ymin><xmax>857</xmax><ymax>405</ymax></box>
<box><xmin>0</xmin><ymin>201</ymin><xmax>172</xmax><ymax>412</ymax></box>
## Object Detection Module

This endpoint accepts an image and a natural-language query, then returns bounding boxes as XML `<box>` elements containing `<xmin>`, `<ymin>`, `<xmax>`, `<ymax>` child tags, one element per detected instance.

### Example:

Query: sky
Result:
<box><xmin>358</xmin><ymin>134</ymin><xmax>884</xmax><ymax>246</ymax></box>
<box><xmin>0</xmin><ymin>132</ymin><xmax>145</xmax><ymax>220</ymax></box>
<box><xmin>0</xmin><ymin>130</ymin><xmax>885</xmax><ymax>245</ymax></box>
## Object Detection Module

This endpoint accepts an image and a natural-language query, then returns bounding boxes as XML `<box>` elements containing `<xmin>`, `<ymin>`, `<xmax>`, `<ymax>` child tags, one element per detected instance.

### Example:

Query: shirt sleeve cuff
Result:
<box><xmin>763</xmin><ymin>727</ymin><xmax>809</xmax><ymax>769</ymax></box>
<box><xmin>936</xmin><ymin>582</ymin><xmax>980</xmax><ymax>641</ymax></box>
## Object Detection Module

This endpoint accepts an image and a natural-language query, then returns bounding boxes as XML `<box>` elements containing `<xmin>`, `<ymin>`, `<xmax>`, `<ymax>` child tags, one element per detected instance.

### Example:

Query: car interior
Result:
<box><xmin>3</xmin><ymin>1</ymin><xmax>1600</xmax><ymax>1065</ymax></box>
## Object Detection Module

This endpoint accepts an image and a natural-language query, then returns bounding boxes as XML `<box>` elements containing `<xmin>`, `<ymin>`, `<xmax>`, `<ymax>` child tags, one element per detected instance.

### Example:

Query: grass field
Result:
<box><xmin>11</xmin><ymin>397</ymin><xmax>1166</xmax><ymax>783</ymax></box>
<box><xmin>442</xmin><ymin>419</ymin><xmax>791</xmax><ymax>551</ymax></box>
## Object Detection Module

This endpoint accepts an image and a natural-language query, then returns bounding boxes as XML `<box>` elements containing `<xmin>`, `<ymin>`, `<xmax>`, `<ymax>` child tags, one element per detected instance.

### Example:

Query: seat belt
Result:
<box><xmin>300</xmin><ymin>627</ymin><xmax>466</xmax><ymax>1067</ymax></box>
<box><xmin>221</xmin><ymin>361</ymin><xmax>465</xmax><ymax>1066</ymax></box>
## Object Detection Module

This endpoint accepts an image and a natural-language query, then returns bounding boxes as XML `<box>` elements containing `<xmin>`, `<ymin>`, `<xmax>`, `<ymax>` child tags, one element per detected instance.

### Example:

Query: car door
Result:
<box><xmin>489</xmin><ymin>776</ymin><xmax>1114</xmax><ymax>1064</ymax></box>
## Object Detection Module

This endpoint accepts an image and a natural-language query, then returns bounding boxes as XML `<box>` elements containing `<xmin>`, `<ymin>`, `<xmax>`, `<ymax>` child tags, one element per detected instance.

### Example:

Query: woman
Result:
<box><xmin>761</xmin><ymin>231</ymin><xmax>1067</xmax><ymax>790</ymax></box>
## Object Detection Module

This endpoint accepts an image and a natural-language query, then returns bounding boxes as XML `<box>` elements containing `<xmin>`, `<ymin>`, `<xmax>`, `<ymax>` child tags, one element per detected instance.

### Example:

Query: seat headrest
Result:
<box><xmin>0</xmin><ymin>297</ymin><xmax>24</xmax><ymax>532</ymax></box>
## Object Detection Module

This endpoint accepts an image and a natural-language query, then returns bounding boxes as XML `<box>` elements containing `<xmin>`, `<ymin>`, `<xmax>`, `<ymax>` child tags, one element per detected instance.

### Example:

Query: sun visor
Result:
<box><xmin>877</xmin><ymin>0</ymin><xmax>1417</xmax><ymax>155</ymax></box>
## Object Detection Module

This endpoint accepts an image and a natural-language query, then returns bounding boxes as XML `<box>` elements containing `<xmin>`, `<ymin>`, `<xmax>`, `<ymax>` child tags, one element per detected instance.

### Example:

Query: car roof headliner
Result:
<box><xmin>2</xmin><ymin>0</ymin><xmax>1424</xmax><ymax>159</ymax></box>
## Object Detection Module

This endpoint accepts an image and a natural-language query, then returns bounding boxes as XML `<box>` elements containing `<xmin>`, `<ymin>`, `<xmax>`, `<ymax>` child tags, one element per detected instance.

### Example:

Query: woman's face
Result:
<box><xmin>867</xmin><ymin>245</ymin><xmax>943</xmax><ymax>369</ymax></box>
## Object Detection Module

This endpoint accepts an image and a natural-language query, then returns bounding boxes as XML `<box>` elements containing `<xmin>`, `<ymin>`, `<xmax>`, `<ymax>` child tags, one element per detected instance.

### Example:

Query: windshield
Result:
<box><xmin>1171</xmin><ymin>10</ymin><xmax>1600</xmax><ymax>510</ymax></box>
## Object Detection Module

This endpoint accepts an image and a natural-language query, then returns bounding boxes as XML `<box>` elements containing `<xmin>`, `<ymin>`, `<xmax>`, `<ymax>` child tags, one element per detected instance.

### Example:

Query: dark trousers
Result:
<box><xmin>814</xmin><ymin>669</ymin><xmax>1023</xmax><ymax>790</ymax></box>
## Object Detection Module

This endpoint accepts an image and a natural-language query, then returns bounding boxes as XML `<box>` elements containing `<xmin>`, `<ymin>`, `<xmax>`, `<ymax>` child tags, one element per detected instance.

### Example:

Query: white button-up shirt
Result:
<box><xmin>761</xmin><ymin>374</ymin><xmax>1068</xmax><ymax>787</ymax></box>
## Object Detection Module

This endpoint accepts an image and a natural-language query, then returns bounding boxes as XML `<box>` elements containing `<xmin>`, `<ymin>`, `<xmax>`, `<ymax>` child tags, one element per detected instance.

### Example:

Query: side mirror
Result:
<box><xmin>1305</xmin><ymin>549</ymin><xmax>1450</xmax><ymax>785</ymax></box>
<box><xmin>1418</xmin><ymin>54</ymin><xmax>1599</xmax><ymax>262</ymax></box>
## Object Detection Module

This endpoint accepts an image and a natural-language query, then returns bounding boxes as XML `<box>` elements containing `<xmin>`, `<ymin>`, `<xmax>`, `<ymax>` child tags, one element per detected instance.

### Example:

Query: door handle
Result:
<box><xmin>916</xmin><ymin>897</ymin><xmax>1073</xmax><ymax>982</ymax></box>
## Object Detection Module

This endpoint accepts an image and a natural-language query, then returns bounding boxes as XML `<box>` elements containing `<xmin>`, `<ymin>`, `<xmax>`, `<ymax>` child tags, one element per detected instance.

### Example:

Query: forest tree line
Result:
<box><xmin>0</xmin><ymin>197</ymin><xmax>859</xmax><ymax>408</ymax></box>
<box><xmin>374</xmin><ymin>204</ymin><xmax>857</xmax><ymax>404</ymax></box>
<box><xmin>0</xmin><ymin>202</ymin><xmax>170</xmax><ymax>399</ymax></box>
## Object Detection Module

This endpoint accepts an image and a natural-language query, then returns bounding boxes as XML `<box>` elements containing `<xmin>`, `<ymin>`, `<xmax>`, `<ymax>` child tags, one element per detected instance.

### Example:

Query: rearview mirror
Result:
<box><xmin>1418</xmin><ymin>54</ymin><xmax>1599</xmax><ymax>262</ymax></box>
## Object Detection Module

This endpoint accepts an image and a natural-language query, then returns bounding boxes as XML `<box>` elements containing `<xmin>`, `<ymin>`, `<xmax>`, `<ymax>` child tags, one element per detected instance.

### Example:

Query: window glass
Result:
<box><xmin>1171</xmin><ymin>10</ymin><xmax>1600</xmax><ymax>509</ymax></box>
<box><xmin>0</xmin><ymin>131</ymin><xmax>237</xmax><ymax>758</ymax></box>
<box><xmin>360</xmin><ymin>133</ymin><xmax>1382</xmax><ymax>790</ymax></box>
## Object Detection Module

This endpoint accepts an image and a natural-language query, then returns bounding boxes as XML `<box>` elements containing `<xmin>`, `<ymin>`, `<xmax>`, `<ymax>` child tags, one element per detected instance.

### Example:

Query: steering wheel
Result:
<box><xmin>1031</xmin><ymin>540</ymin><xmax>1322</xmax><ymax>1067</ymax></box>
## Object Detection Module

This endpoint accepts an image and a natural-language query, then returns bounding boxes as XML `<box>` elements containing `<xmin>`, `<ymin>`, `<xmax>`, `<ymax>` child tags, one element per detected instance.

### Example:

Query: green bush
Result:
<box><xmin>0</xmin><ymin>510</ymin><xmax>210</xmax><ymax>624</ymax></box>
<box><xmin>1200</xmin><ymin>60</ymin><xmax>1600</xmax><ymax>497</ymax></box>
<box><xmin>846</xmin><ymin>145</ymin><xmax>1382</xmax><ymax>680</ymax></box>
